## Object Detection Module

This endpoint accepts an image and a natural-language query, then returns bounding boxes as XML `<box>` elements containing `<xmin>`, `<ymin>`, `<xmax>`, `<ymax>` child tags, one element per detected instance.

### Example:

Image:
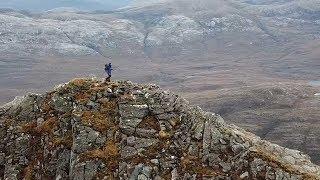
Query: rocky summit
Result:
<box><xmin>0</xmin><ymin>78</ymin><xmax>319</xmax><ymax>180</ymax></box>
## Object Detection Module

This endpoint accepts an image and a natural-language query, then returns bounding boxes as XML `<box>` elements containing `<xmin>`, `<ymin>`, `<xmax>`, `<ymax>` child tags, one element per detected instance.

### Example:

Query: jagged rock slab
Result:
<box><xmin>0</xmin><ymin>78</ymin><xmax>319</xmax><ymax>179</ymax></box>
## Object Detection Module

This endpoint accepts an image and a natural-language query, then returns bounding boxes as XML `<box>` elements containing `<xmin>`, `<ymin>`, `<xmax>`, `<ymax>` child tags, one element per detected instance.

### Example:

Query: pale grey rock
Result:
<box><xmin>240</xmin><ymin>172</ymin><xmax>249</xmax><ymax>179</ymax></box>
<box><xmin>86</xmin><ymin>100</ymin><xmax>99</xmax><ymax>109</ymax></box>
<box><xmin>52</xmin><ymin>94</ymin><xmax>73</xmax><ymax>113</ymax></box>
<box><xmin>150</xmin><ymin>159</ymin><xmax>159</xmax><ymax>165</ymax></box>
<box><xmin>191</xmin><ymin>121</ymin><xmax>204</xmax><ymax>140</ymax></box>
<box><xmin>133</xmin><ymin>138</ymin><xmax>159</xmax><ymax>149</ymax></box>
<box><xmin>156</xmin><ymin>113</ymin><xmax>177</xmax><ymax>120</ymax></box>
<box><xmin>37</xmin><ymin>117</ymin><xmax>45</xmax><ymax>126</ymax></box>
<box><xmin>130</xmin><ymin>164</ymin><xmax>144</xmax><ymax>180</ymax></box>
<box><xmin>121</xmin><ymin>146</ymin><xmax>138</xmax><ymax>159</ymax></box>
<box><xmin>120</xmin><ymin>117</ymin><xmax>143</xmax><ymax>128</ymax></box>
<box><xmin>171</xmin><ymin>168</ymin><xmax>179</xmax><ymax>180</ymax></box>
<box><xmin>4</xmin><ymin>164</ymin><xmax>20</xmax><ymax>180</ymax></box>
<box><xmin>219</xmin><ymin>162</ymin><xmax>232</xmax><ymax>172</ymax></box>
<box><xmin>55</xmin><ymin>149</ymin><xmax>71</xmax><ymax>179</ymax></box>
<box><xmin>73</xmin><ymin>126</ymin><xmax>103</xmax><ymax>153</ymax></box>
<box><xmin>135</xmin><ymin>128</ymin><xmax>158</xmax><ymax>138</ymax></box>
<box><xmin>283</xmin><ymin>155</ymin><xmax>296</xmax><ymax>164</ymax></box>
<box><xmin>72</xmin><ymin>161</ymin><xmax>99</xmax><ymax>180</ymax></box>
<box><xmin>119</xmin><ymin>104</ymin><xmax>149</xmax><ymax>118</ymax></box>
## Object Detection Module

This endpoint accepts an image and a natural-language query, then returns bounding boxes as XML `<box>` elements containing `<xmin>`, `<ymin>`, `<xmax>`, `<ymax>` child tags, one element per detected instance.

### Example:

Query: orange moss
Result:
<box><xmin>69</xmin><ymin>78</ymin><xmax>91</xmax><ymax>88</ymax></box>
<box><xmin>74</xmin><ymin>92</ymin><xmax>90</xmax><ymax>103</ymax></box>
<box><xmin>51</xmin><ymin>132</ymin><xmax>73</xmax><ymax>149</ymax></box>
<box><xmin>57</xmin><ymin>78</ymin><xmax>94</xmax><ymax>93</ymax></box>
<box><xmin>81</xmin><ymin>141</ymin><xmax>120</xmax><ymax>171</ymax></box>
<box><xmin>120</xmin><ymin>92</ymin><xmax>135</xmax><ymax>102</ymax></box>
<box><xmin>89</xmin><ymin>86</ymin><xmax>106</xmax><ymax>92</ymax></box>
<box><xmin>81</xmin><ymin>111</ymin><xmax>117</xmax><ymax>133</ymax></box>
<box><xmin>137</xmin><ymin>116</ymin><xmax>160</xmax><ymax>131</ymax></box>
<box><xmin>2</xmin><ymin>117</ymin><xmax>14</xmax><ymax>127</ymax></box>
<box><xmin>37</xmin><ymin>117</ymin><xmax>58</xmax><ymax>134</ymax></box>
<box><xmin>110</xmin><ymin>83</ymin><xmax>119</xmax><ymax>89</ymax></box>
<box><xmin>23</xmin><ymin>164</ymin><xmax>34</xmax><ymax>180</ymax></box>
<box><xmin>181</xmin><ymin>155</ymin><xmax>222</xmax><ymax>178</ymax></box>
<box><xmin>100</xmin><ymin>100</ymin><xmax>118</xmax><ymax>115</ymax></box>
<box><xmin>20</xmin><ymin>122</ymin><xmax>37</xmax><ymax>134</ymax></box>
<box><xmin>142</xmin><ymin>143</ymin><xmax>163</xmax><ymax>159</ymax></box>
<box><xmin>40</xmin><ymin>94</ymin><xmax>54</xmax><ymax>112</ymax></box>
<box><xmin>21</xmin><ymin>117</ymin><xmax>58</xmax><ymax>136</ymax></box>
<box><xmin>161</xmin><ymin>170</ymin><xmax>173</xmax><ymax>180</ymax></box>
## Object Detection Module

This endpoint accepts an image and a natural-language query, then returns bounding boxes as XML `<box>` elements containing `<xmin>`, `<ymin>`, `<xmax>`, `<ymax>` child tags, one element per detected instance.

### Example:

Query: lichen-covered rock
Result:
<box><xmin>0</xmin><ymin>78</ymin><xmax>319</xmax><ymax>179</ymax></box>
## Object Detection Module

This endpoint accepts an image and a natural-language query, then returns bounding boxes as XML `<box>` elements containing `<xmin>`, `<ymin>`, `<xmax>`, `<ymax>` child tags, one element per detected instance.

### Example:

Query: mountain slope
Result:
<box><xmin>0</xmin><ymin>78</ymin><xmax>320</xmax><ymax>179</ymax></box>
<box><xmin>187</xmin><ymin>83</ymin><xmax>320</xmax><ymax>164</ymax></box>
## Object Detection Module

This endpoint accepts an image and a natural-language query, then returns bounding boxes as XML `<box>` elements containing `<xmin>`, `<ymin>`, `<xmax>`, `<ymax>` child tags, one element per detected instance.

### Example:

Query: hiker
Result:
<box><xmin>105</xmin><ymin>63</ymin><xmax>113</xmax><ymax>82</ymax></box>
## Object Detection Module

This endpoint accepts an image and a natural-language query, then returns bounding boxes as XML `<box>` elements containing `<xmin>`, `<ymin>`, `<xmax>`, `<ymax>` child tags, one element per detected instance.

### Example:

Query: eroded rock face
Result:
<box><xmin>0</xmin><ymin>78</ymin><xmax>319</xmax><ymax>179</ymax></box>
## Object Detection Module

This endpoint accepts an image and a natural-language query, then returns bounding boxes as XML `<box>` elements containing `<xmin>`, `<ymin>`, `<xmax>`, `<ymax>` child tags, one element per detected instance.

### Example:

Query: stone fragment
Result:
<box><xmin>37</xmin><ymin>117</ymin><xmax>44</xmax><ymax>126</ymax></box>
<box><xmin>135</xmin><ymin>128</ymin><xmax>158</xmax><ymax>138</ymax></box>
<box><xmin>283</xmin><ymin>155</ymin><xmax>295</xmax><ymax>164</ymax></box>
<box><xmin>52</xmin><ymin>94</ymin><xmax>73</xmax><ymax>113</ymax></box>
<box><xmin>121</xmin><ymin>146</ymin><xmax>138</xmax><ymax>159</ymax></box>
<box><xmin>219</xmin><ymin>162</ymin><xmax>232</xmax><ymax>172</ymax></box>
<box><xmin>171</xmin><ymin>168</ymin><xmax>179</xmax><ymax>180</ymax></box>
<box><xmin>0</xmin><ymin>153</ymin><xmax>5</xmax><ymax>165</ymax></box>
<box><xmin>130</xmin><ymin>164</ymin><xmax>144</xmax><ymax>180</ymax></box>
<box><xmin>120</xmin><ymin>118</ymin><xmax>143</xmax><ymax>128</ymax></box>
<box><xmin>240</xmin><ymin>172</ymin><xmax>249</xmax><ymax>179</ymax></box>
<box><xmin>150</xmin><ymin>159</ymin><xmax>159</xmax><ymax>165</ymax></box>
<box><xmin>119</xmin><ymin>104</ymin><xmax>149</xmax><ymax>118</ymax></box>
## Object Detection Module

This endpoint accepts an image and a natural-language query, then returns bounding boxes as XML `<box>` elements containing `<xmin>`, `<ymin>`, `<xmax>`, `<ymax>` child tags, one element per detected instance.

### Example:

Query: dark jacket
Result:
<box><xmin>105</xmin><ymin>63</ymin><xmax>113</xmax><ymax>76</ymax></box>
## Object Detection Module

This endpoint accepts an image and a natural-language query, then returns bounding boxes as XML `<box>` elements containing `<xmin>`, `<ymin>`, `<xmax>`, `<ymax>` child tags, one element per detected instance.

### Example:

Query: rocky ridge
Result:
<box><xmin>0</xmin><ymin>78</ymin><xmax>319</xmax><ymax>179</ymax></box>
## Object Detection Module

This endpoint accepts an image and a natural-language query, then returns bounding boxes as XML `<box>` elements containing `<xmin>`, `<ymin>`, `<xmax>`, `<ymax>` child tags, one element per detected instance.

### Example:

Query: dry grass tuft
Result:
<box><xmin>21</xmin><ymin>117</ymin><xmax>58</xmax><ymax>136</ymax></box>
<box><xmin>22</xmin><ymin>164</ymin><xmax>34</xmax><ymax>180</ymax></box>
<box><xmin>58</xmin><ymin>78</ymin><xmax>93</xmax><ymax>93</ymax></box>
<box><xmin>20</xmin><ymin>122</ymin><xmax>37</xmax><ymax>134</ymax></box>
<box><xmin>159</xmin><ymin>130</ymin><xmax>171</xmax><ymax>139</ymax></box>
<box><xmin>1</xmin><ymin>117</ymin><xmax>14</xmax><ymax>127</ymax></box>
<box><xmin>89</xmin><ymin>86</ymin><xmax>106</xmax><ymax>92</ymax></box>
<box><xmin>100</xmin><ymin>100</ymin><xmax>118</xmax><ymax>115</ymax></box>
<box><xmin>181</xmin><ymin>155</ymin><xmax>221</xmax><ymax>178</ymax></box>
<box><xmin>69</xmin><ymin>78</ymin><xmax>91</xmax><ymax>88</ymax></box>
<box><xmin>81</xmin><ymin>141</ymin><xmax>120</xmax><ymax>171</ymax></box>
<box><xmin>74</xmin><ymin>92</ymin><xmax>91</xmax><ymax>103</ymax></box>
<box><xmin>51</xmin><ymin>131</ymin><xmax>73</xmax><ymax>149</ymax></box>
<box><xmin>81</xmin><ymin>111</ymin><xmax>116</xmax><ymax>133</ymax></box>
<box><xmin>137</xmin><ymin>116</ymin><xmax>160</xmax><ymax>131</ymax></box>
<box><xmin>40</xmin><ymin>95</ymin><xmax>53</xmax><ymax>112</ymax></box>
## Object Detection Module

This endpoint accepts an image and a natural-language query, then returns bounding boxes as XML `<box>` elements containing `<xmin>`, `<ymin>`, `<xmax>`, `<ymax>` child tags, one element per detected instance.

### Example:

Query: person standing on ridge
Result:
<box><xmin>105</xmin><ymin>63</ymin><xmax>113</xmax><ymax>82</ymax></box>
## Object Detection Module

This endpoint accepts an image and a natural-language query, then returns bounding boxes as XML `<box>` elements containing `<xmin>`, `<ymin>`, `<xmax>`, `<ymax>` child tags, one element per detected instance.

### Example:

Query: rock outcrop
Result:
<box><xmin>0</xmin><ymin>78</ymin><xmax>319</xmax><ymax>179</ymax></box>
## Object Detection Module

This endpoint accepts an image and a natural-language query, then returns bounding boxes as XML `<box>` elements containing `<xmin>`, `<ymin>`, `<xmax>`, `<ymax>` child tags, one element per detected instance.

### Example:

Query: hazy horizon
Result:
<box><xmin>0</xmin><ymin>0</ymin><xmax>133</xmax><ymax>12</ymax></box>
